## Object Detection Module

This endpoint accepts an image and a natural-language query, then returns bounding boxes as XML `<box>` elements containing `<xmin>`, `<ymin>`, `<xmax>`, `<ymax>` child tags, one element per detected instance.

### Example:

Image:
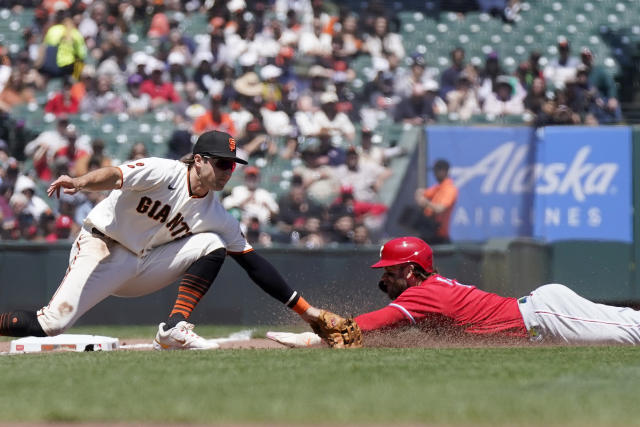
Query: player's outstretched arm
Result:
<box><xmin>230</xmin><ymin>250</ymin><xmax>363</xmax><ymax>347</ymax></box>
<box><xmin>48</xmin><ymin>166</ymin><xmax>123</xmax><ymax>198</ymax></box>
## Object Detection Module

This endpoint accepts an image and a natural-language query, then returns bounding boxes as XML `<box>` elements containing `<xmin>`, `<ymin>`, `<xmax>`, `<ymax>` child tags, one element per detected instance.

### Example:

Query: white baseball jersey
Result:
<box><xmin>85</xmin><ymin>157</ymin><xmax>252</xmax><ymax>256</ymax></box>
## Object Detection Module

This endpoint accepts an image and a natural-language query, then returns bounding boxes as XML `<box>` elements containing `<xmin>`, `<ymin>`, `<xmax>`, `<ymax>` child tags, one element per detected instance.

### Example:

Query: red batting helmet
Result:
<box><xmin>370</xmin><ymin>237</ymin><xmax>433</xmax><ymax>272</ymax></box>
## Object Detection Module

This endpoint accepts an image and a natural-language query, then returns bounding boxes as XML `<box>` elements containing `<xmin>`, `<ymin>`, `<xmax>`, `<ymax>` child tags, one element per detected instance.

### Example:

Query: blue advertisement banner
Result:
<box><xmin>532</xmin><ymin>126</ymin><xmax>632</xmax><ymax>242</ymax></box>
<box><xmin>426</xmin><ymin>126</ymin><xmax>632</xmax><ymax>242</ymax></box>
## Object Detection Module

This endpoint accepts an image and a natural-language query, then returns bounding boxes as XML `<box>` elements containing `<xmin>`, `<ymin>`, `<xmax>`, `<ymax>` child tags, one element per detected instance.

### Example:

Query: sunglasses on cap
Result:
<box><xmin>202</xmin><ymin>155</ymin><xmax>236</xmax><ymax>172</ymax></box>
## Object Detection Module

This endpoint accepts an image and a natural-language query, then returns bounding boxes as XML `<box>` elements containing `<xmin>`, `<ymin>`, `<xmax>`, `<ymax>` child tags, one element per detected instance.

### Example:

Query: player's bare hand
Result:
<box><xmin>47</xmin><ymin>175</ymin><xmax>79</xmax><ymax>198</ymax></box>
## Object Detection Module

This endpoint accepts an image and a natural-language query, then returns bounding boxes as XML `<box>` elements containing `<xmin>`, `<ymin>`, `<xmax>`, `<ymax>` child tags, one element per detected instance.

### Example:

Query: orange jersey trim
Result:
<box><xmin>116</xmin><ymin>166</ymin><xmax>124</xmax><ymax>189</ymax></box>
<box><xmin>227</xmin><ymin>248</ymin><xmax>255</xmax><ymax>255</ymax></box>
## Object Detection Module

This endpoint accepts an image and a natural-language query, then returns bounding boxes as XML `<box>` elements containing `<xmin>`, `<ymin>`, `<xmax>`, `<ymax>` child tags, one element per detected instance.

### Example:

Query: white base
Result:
<box><xmin>10</xmin><ymin>334</ymin><xmax>119</xmax><ymax>353</ymax></box>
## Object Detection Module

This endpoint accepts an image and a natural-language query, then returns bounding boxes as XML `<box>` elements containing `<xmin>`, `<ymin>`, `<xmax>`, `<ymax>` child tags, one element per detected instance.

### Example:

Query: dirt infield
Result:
<box><xmin>0</xmin><ymin>326</ymin><xmax>544</xmax><ymax>354</ymax></box>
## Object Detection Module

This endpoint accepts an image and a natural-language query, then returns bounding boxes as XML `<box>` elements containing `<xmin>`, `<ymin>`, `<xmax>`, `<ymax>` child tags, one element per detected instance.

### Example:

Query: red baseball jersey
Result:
<box><xmin>355</xmin><ymin>274</ymin><xmax>527</xmax><ymax>337</ymax></box>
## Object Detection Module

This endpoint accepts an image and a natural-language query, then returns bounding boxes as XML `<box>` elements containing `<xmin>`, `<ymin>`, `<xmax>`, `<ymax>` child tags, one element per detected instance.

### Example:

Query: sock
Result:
<box><xmin>0</xmin><ymin>310</ymin><xmax>47</xmax><ymax>337</ymax></box>
<box><xmin>164</xmin><ymin>248</ymin><xmax>226</xmax><ymax>331</ymax></box>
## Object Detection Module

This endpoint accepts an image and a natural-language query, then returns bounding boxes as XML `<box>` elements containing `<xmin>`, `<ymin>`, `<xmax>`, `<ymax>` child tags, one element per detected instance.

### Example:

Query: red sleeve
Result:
<box><xmin>139</xmin><ymin>81</ymin><xmax>154</xmax><ymax>96</ymax></box>
<box><xmin>354</xmin><ymin>305</ymin><xmax>412</xmax><ymax>332</ymax></box>
<box><xmin>167</xmin><ymin>84</ymin><xmax>180</xmax><ymax>103</ymax></box>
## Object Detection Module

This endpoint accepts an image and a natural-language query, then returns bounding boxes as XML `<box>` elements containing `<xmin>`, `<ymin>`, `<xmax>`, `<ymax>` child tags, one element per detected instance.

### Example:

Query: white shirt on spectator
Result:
<box><xmin>312</xmin><ymin>110</ymin><xmax>356</xmax><ymax>141</ymax></box>
<box><xmin>543</xmin><ymin>56</ymin><xmax>580</xmax><ymax>89</ymax></box>
<box><xmin>482</xmin><ymin>93</ymin><xmax>525</xmax><ymax>116</ymax></box>
<box><xmin>364</xmin><ymin>33</ymin><xmax>405</xmax><ymax>59</ymax></box>
<box><xmin>298</xmin><ymin>30</ymin><xmax>332</xmax><ymax>57</ymax></box>
<box><xmin>223</xmin><ymin>186</ymin><xmax>280</xmax><ymax>226</ymax></box>
<box><xmin>24</xmin><ymin>129</ymin><xmax>67</xmax><ymax>165</ymax></box>
<box><xmin>229</xmin><ymin>109</ymin><xmax>253</xmax><ymax>139</ymax></box>
<box><xmin>333</xmin><ymin>159</ymin><xmax>389</xmax><ymax>203</ymax></box>
<box><xmin>78</xmin><ymin>16</ymin><xmax>98</xmax><ymax>40</ymax></box>
<box><xmin>295</xmin><ymin>110</ymin><xmax>320</xmax><ymax>137</ymax></box>
<box><xmin>122</xmin><ymin>92</ymin><xmax>151</xmax><ymax>115</ymax></box>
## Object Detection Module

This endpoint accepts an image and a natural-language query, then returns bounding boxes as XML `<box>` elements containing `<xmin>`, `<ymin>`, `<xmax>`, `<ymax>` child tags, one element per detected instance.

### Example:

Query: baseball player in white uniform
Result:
<box><xmin>0</xmin><ymin>130</ymin><xmax>329</xmax><ymax>349</ymax></box>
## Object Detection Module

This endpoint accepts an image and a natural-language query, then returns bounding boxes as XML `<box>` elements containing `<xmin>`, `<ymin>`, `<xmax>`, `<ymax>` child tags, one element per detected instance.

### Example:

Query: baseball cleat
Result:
<box><xmin>153</xmin><ymin>321</ymin><xmax>219</xmax><ymax>350</ymax></box>
<box><xmin>266</xmin><ymin>331</ymin><xmax>323</xmax><ymax>348</ymax></box>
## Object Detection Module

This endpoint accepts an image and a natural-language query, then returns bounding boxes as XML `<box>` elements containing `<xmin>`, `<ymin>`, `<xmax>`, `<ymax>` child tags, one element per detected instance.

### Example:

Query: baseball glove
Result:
<box><xmin>307</xmin><ymin>310</ymin><xmax>363</xmax><ymax>348</ymax></box>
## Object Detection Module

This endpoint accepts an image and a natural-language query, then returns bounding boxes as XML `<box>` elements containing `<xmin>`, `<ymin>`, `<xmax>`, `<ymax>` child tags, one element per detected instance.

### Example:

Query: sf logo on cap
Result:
<box><xmin>229</xmin><ymin>138</ymin><xmax>236</xmax><ymax>151</ymax></box>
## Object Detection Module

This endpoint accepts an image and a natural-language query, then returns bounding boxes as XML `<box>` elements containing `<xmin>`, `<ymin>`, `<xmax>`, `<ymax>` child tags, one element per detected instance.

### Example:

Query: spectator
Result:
<box><xmin>44</xmin><ymin>79</ymin><xmax>79</xmax><ymax>116</ymax></box>
<box><xmin>8</xmin><ymin>191</ymin><xmax>36</xmax><ymax>240</ymax></box>
<box><xmin>334</xmin><ymin>13</ymin><xmax>363</xmax><ymax>59</ymax></box>
<box><xmin>43</xmin><ymin>214</ymin><xmax>73</xmax><ymax>242</ymax></box>
<box><xmin>395</xmin><ymin>54</ymin><xmax>439</xmax><ymax>98</ymax></box>
<box><xmin>476</xmin><ymin>51</ymin><xmax>505</xmax><ymax>105</ymax></box>
<box><xmin>303</xmin><ymin>65</ymin><xmax>331</xmax><ymax>107</ymax></box>
<box><xmin>333</xmin><ymin>147</ymin><xmax>391</xmax><ymax>204</ymax></box>
<box><xmin>53</xmin><ymin>125</ymin><xmax>90</xmax><ymax>177</ymax></box>
<box><xmin>523</xmin><ymin>77</ymin><xmax>549</xmax><ymax>116</ymax></box>
<box><xmin>394</xmin><ymin>82</ymin><xmax>441</xmax><ymax>124</ymax></box>
<box><xmin>298</xmin><ymin>17</ymin><xmax>332</xmax><ymax>58</ymax></box>
<box><xmin>440</xmin><ymin>47</ymin><xmax>465</xmax><ymax>99</ymax></box>
<box><xmin>294</xmin><ymin>94</ymin><xmax>319</xmax><ymax>137</ymax></box>
<box><xmin>413</xmin><ymin>159</ymin><xmax>458</xmax><ymax>244</ymax></box>
<box><xmin>140</xmin><ymin>61</ymin><xmax>181</xmax><ymax>107</ymax></box>
<box><xmin>296</xmin><ymin>216</ymin><xmax>325</xmax><ymax>248</ymax></box>
<box><xmin>332</xmin><ymin>65</ymin><xmax>358</xmax><ymax>121</ymax></box>
<box><xmin>70</xmin><ymin>65</ymin><xmax>95</xmax><ymax>104</ymax></box>
<box><xmin>192</xmin><ymin>51</ymin><xmax>216</xmax><ymax>94</ymax></box>
<box><xmin>128</xmin><ymin>142</ymin><xmax>148</xmax><ymax>161</ymax></box>
<box><xmin>363</xmin><ymin>15</ymin><xmax>405</xmax><ymax>59</ymax></box>
<box><xmin>293</xmin><ymin>146</ymin><xmax>341</xmax><ymax>206</ymax></box>
<box><xmin>260</xmin><ymin>64</ymin><xmax>283</xmax><ymax>104</ymax></box>
<box><xmin>23</xmin><ymin>118</ymin><xmax>72</xmax><ymax>181</ymax></box>
<box><xmin>261</xmin><ymin>102</ymin><xmax>293</xmax><ymax>139</ymax></box>
<box><xmin>167</xmin><ymin>51</ymin><xmax>189</xmax><ymax>87</ymax></box>
<box><xmin>37</xmin><ymin>10</ymin><xmax>87</xmax><ymax>79</ymax></box>
<box><xmin>96</xmin><ymin>42</ymin><xmax>130</xmax><ymax>88</ymax></box>
<box><xmin>14</xmin><ymin>53</ymin><xmax>45</xmax><ymax>91</ymax></box>
<box><xmin>0</xmin><ymin>72</ymin><xmax>36</xmax><ymax>113</ymax></box>
<box><xmin>147</xmin><ymin>5</ymin><xmax>170</xmax><ymax>39</ymax></box>
<box><xmin>222</xmin><ymin>166</ymin><xmax>279</xmax><ymax>228</ymax></box>
<box><xmin>446</xmin><ymin>73</ymin><xmax>481</xmax><ymax>120</ymax></box>
<box><xmin>543</xmin><ymin>38</ymin><xmax>580</xmax><ymax>90</ymax></box>
<box><xmin>580</xmin><ymin>48</ymin><xmax>621</xmax><ymax>124</ymax></box>
<box><xmin>274</xmin><ymin>177</ymin><xmax>324</xmax><ymax>243</ymax></box>
<box><xmin>77</xmin><ymin>1</ymin><xmax>107</xmax><ymax>51</ymax></box>
<box><xmin>327</xmin><ymin>213</ymin><xmax>356</xmax><ymax>244</ymax></box>
<box><xmin>313</xmin><ymin>91</ymin><xmax>356</xmax><ymax>142</ymax></box>
<box><xmin>357</xmin><ymin>128</ymin><xmax>406</xmax><ymax>167</ymax></box>
<box><xmin>173</xmin><ymin>81</ymin><xmax>207</xmax><ymax>127</ymax></box>
<box><xmin>482</xmin><ymin>76</ymin><xmax>525</xmax><ymax>116</ymax></box>
<box><xmin>79</xmin><ymin>75</ymin><xmax>125</xmax><ymax>115</ymax></box>
<box><xmin>13</xmin><ymin>175</ymin><xmax>51</xmax><ymax>223</ymax></box>
<box><xmin>73</xmin><ymin>138</ymin><xmax>111</xmax><ymax>176</ymax></box>
<box><xmin>192</xmin><ymin>93</ymin><xmax>236</xmax><ymax>136</ymax></box>
<box><xmin>122</xmin><ymin>74</ymin><xmax>151</xmax><ymax>116</ymax></box>
<box><xmin>353</xmin><ymin>224</ymin><xmax>372</xmax><ymax>245</ymax></box>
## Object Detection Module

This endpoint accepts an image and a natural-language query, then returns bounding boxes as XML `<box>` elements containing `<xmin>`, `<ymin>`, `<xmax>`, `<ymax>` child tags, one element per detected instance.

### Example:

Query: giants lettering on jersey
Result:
<box><xmin>136</xmin><ymin>196</ymin><xmax>192</xmax><ymax>238</ymax></box>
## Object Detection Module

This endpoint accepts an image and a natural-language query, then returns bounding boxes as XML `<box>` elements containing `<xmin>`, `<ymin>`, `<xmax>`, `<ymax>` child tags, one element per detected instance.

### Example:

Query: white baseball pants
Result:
<box><xmin>517</xmin><ymin>283</ymin><xmax>640</xmax><ymax>344</ymax></box>
<box><xmin>37</xmin><ymin>228</ymin><xmax>225</xmax><ymax>335</ymax></box>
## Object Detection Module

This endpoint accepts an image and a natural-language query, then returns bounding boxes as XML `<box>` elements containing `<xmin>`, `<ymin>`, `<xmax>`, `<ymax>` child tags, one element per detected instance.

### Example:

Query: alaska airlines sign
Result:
<box><xmin>426</xmin><ymin>126</ymin><xmax>631</xmax><ymax>242</ymax></box>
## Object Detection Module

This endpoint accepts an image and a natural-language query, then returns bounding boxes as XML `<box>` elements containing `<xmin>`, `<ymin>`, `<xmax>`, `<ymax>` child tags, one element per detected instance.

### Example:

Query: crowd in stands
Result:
<box><xmin>0</xmin><ymin>0</ymin><xmax>625</xmax><ymax>246</ymax></box>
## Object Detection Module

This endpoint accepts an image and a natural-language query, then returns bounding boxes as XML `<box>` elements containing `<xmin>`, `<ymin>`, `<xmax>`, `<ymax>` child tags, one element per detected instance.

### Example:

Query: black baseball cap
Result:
<box><xmin>192</xmin><ymin>130</ymin><xmax>248</xmax><ymax>164</ymax></box>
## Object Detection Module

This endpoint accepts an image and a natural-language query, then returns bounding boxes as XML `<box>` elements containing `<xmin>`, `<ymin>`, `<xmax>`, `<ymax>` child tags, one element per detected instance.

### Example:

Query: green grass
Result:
<box><xmin>1</xmin><ymin>345</ymin><xmax>640</xmax><ymax>425</ymax></box>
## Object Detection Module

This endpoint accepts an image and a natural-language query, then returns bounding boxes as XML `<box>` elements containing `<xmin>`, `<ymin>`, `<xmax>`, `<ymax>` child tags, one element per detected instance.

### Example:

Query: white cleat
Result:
<box><xmin>153</xmin><ymin>321</ymin><xmax>219</xmax><ymax>350</ymax></box>
<box><xmin>266</xmin><ymin>331</ymin><xmax>323</xmax><ymax>348</ymax></box>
